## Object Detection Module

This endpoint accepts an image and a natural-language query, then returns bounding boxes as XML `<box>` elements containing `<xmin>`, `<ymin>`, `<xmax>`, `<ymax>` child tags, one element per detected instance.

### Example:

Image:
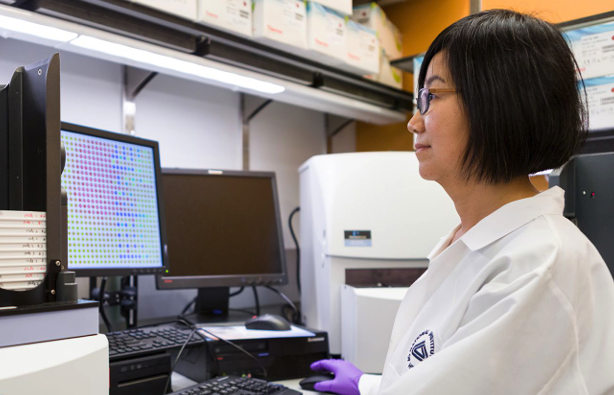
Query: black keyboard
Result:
<box><xmin>106</xmin><ymin>325</ymin><xmax>205</xmax><ymax>361</ymax></box>
<box><xmin>170</xmin><ymin>375</ymin><xmax>302</xmax><ymax>395</ymax></box>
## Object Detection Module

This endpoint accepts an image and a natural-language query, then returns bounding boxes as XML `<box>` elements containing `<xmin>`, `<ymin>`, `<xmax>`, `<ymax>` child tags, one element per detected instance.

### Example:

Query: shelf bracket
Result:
<box><xmin>122</xmin><ymin>66</ymin><xmax>158</xmax><ymax>135</ymax></box>
<box><xmin>241</xmin><ymin>94</ymin><xmax>273</xmax><ymax>170</ymax></box>
<box><xmin>325</xmin><ymin>114</ymin><xmax>354</xmax><ymax>154</ymax></box>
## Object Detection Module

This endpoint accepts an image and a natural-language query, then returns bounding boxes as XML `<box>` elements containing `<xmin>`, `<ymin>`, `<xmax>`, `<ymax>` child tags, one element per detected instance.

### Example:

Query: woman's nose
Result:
<box><xmin>407</xmin><ymin>112</ymin><xmax>423</xmax><ymax>134</ymax></box>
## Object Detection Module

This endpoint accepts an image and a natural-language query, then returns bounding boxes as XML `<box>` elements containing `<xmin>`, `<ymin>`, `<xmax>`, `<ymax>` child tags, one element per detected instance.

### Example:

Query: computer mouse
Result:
<box><xmin>244</xmin><ymin>314</ymin><xmax>291</xmax><ymax>331</ymax></box>
<box><xmin>299</xmin><ymin>373</ymin><xmax>335</xmax><ymax>391</ymax></box>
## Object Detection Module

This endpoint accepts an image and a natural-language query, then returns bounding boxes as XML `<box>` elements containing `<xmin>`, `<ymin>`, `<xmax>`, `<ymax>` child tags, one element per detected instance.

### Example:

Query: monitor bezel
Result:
<box><xmin>61</xmin><ymin>122</ymin><xmax>169</xmax><ymax>277</ymax></box>
<box><xmin>156</xmin><ymin>168</ymin><xmax>288</xmax><ymax>290</ymax></box>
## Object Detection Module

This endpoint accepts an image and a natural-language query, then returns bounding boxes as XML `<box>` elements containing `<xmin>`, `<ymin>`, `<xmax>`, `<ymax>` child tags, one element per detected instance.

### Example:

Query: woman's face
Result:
<box><xmin>407</xmin><ymin>52</ymin><xmax>470</xmax><ymax>185</ymax></box>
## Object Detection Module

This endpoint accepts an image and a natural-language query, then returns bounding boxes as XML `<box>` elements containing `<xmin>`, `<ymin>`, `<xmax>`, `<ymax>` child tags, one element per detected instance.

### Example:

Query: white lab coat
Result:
<box><xmin>359</xmin><ymin>187</ymin><xmax>614</xmax><ymax>395</ymax></box>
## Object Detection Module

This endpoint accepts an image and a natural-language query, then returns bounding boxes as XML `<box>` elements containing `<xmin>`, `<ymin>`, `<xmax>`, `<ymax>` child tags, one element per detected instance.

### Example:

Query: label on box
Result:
<box><xmin>567</xmin><ymin>22</ymin><xmax>614</xmax><ymax>80</ymax></box>
<box><xmin>326</xmin><ymin>12</ymin><xmax>345</xmax><ymax>45</ymax></box>
<box><xmin>283</xmin><ymin>0</ymin><xmax>305</xmax><ymax>28</ymax></box>
<box><xmin>585</xmin><ymin>76</ymin><xmax>614</xmax><ymax>131</ymax></box>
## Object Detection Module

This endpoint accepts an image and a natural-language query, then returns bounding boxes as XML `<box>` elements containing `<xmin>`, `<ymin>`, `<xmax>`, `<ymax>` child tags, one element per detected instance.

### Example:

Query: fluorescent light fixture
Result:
<box><xmin>70</xmin><ymin>35</ymin><xmax>285</xmax><ymax>94</ymax></box>
<box><xmin>0</xmin><ymin>14</ymin><xmax>77</xmax><ymax>42</ymax></box>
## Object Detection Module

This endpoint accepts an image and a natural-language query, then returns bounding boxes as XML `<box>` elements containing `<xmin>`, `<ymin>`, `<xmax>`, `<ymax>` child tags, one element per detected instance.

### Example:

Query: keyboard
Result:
<box><xmin>106</xmin><ymin>325</ymin><xmax>205</xmax><ymax>361</ymax></box>
<box><xmin>170</xmin><ymin>375</ymin><xmax>302</xmax><ymax>395</ymax></box>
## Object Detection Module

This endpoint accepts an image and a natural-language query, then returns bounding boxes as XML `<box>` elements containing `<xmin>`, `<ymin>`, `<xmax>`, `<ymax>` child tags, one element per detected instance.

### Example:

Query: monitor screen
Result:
<box><xmin>157</xmin><ymin>169</ymin><xmax>287</xmax><ymax>289</ymax></box>
<box><xmin>60</xmin><ymin>123</ymin><xmax>168</xmax><ymax>276</ymax></box>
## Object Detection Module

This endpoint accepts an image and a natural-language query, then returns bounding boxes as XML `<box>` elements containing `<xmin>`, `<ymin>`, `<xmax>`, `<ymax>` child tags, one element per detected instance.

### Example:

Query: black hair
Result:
<box><xmin>418</xmin><ymin>9</ymin><xmax>587</xmax><ymax>184</ymax></box>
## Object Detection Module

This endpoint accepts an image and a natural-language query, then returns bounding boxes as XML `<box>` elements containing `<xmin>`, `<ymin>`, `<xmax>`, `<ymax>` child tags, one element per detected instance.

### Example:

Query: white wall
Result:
<box><xmin>134</xmin><ymin>74</ymin><xmax>242</xmax><ymax>170</ymax></box>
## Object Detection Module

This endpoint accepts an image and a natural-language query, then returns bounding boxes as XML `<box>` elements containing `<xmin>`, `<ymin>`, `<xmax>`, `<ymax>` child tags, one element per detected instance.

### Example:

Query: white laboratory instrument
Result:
<box><xmin>0</xmin><ymin>334</ymin><xmax>109</xmax><ymax>395</ymax></box>
<box><xmin>341</xmin><ymin>285</ymin><xmax>408</xmax><ymax>373</ymax></box>
<box><xmin>299</xmin><ymin>152</ymin><xmax>458</xmax><ymax>355</ymax></box>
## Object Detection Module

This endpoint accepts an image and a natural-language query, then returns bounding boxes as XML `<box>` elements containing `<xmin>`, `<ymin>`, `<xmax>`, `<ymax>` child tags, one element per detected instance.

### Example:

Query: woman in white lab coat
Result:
<box><xmin>310</xmin><ymin>9</ymin><xmax>614</xmax><ymax>395</ymax></box>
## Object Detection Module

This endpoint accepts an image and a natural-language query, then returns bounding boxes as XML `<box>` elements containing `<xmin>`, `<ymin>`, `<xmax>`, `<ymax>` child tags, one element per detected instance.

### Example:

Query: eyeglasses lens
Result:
<box><xmin>418</xmin><ymin>88</ymin><xmax>428</xmax><ymax>115</ymax></box>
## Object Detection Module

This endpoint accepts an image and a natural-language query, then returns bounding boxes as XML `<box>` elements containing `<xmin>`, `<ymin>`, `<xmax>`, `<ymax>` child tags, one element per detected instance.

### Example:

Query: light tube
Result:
<box><xmin>70</xmin><ymin>35</ymin><xmax>285</xmax><ymax>94</ymax></box>
<box><xmin>0</xmin><ymin>14</ymin><xmax>78</xmax><ymax>42</ymax></box>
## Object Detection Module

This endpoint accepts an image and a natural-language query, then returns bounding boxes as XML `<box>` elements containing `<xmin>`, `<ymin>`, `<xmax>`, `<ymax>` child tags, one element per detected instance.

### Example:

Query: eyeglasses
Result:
<box><xmin>416</xmin><ymin>88</ymin><xmax>457</xmax><ymax>115</ymax></box>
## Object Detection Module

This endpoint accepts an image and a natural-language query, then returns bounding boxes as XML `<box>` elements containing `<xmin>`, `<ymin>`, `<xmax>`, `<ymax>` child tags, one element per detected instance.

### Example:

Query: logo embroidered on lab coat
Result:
<box><xmin>407</xmin><ymin>330</ymin><xmax>435</xmax><ymax>368</ymax></box>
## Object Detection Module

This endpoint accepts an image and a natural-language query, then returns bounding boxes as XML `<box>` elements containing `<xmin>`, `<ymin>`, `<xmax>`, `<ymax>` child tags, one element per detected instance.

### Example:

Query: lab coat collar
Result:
<box><xmin>459</xmin><ymin>186</ymin><xmax>565</xmax><ymax>252</ymax></box>
<box><xmin>427</xmin><ymin>225</ymin><xmax>460</xmax><ymax>261</ymax></box>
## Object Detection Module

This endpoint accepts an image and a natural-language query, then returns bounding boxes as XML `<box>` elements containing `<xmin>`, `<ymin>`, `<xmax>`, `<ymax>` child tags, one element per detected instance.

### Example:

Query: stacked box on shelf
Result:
<box><xmin>352</xmin><ymin>2</ymin><xmax>403</xmax><ymax>88</ymax></box>
<box><xmin>352</xmin><ymin>2</ymin><xmax>402</xmax><ymax>59</ymax></box>
<box><xmin>311</xmin><ymin>0</ymin><xmax>352</xmax><ymax>16</ymax></box>
<box><xmin>252</xmin><ymin>0</ymin><xmax>308</xmax><ymax>52</ymax></box>
<box><xmin>305</xmin><ymin>1</ymin><xmax>347</xmax><ymax>66</ymax></box>
<box><xmin>363</xmin><ymin>49</ymin><xmax>403</xmax><ymax>89</ymax></box>
<box><xmin>198</xmin><ymin>0</ymin><xmax>252</xmax><ymax>37</ymax></box>
<box><xmin>131</xmin><ymin>0</ymin><xmax>198</xmax><ymax>20</ymax></box>
<box><xmin>345</xmin><ymin>19</ymin><xmax>379</xmax><ymax>76</ymax></box>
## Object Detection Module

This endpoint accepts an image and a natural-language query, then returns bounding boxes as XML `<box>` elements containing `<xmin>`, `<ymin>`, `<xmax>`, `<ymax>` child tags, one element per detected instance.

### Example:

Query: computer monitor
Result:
<box><xmin>60</xmin><ymin>123</ymin><xmax>168</xmax><ymax>277</ymax></box>
<box><xmin>156</xmin><ymin>169</ymin><xmax>287</xmax><ymax>315</ymax></box>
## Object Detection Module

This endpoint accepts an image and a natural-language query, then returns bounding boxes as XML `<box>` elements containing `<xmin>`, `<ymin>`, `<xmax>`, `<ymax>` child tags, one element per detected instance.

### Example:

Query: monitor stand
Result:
<box><xmin>193</xmin><ymin>287</ymin><xmax>230</xmax><ymax>322</ymax></box>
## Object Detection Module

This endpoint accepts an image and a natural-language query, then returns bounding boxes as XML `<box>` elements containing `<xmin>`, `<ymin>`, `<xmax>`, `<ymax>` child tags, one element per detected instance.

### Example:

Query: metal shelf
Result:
<box><xmin>9</xmin><ymin>0</ymin><xmax>412</xmax><ymax>120</ymax></box>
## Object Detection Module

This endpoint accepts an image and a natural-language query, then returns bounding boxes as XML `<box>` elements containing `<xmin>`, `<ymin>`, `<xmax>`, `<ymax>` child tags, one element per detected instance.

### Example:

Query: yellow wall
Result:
<box><xmin>482</xmin><ymin>0</ymin><xmax>614</xmax><ymax>23</ymax></box>
<box><xmin>356</xmin><ymin>0</ymin><xmax>470</xmax><ymax>152</ymax></box>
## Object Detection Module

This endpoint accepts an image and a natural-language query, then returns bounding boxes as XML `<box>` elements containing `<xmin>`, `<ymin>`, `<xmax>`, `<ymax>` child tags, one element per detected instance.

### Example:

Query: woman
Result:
<box><xmin>310</xmin><ymin>9</ymin><xmax>614</xmax><ymax>395</ymax></box>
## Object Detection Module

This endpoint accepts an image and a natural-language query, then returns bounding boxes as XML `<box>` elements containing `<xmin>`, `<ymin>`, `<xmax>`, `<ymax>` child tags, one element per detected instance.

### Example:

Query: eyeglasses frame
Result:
<box><xmin>417</xmin><ymin>88</ymin><xmax>457</xmax><ymax>115</ymax></box>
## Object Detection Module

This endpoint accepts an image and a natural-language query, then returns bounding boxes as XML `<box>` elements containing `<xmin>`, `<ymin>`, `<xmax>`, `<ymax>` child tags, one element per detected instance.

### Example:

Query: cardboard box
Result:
<box><xmin>378</xmin><ymin>52</ymin><xmax>403</xmax><ymax>89</ymax></box>
<box><xmin>366</xmin><ymin>50</ymin><xmax>403</xmax><ymax>89</ymax></box>
<box><xmin>311</xmin><ymin>0</ymin><xmax>352</xmax><ymax>16</ymax></box>
<box><xmin>345</xmin><ymin>19</ymin><xmax>379</xmax><ymax>75</ymax></box>
<box><xmin>352</xmin><ymin>2</ymin><xmax>403</xmax><ymax>60</ymax></box>
<box><xmin>306</xmin><ymin>2</ymin><xmax>347</xmax><ymax>65</ymax></box>
<box><xmin>253</xmin><ymin>0</ymin><xmax>308</xmax><ymax>51</ymax></box>
<box><xmin>132</xmin><ymin>0</ymin><xmax>197</xmax><ymax>20</ymax></box>
<box><xmin>198</xmin><ymin>0</ymin><xmax>252</xmax><ymax>37</ymax></box>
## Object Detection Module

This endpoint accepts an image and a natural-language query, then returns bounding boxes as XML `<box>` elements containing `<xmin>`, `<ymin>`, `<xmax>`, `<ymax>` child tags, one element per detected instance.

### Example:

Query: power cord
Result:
<box><xmin>98</xmin><ymin>276</ymin><xmax>113</xmax><ymax>332</ymax></box>
<box><xmin>230</xmin><ymin>286</ymin><xmax>245</xmax><ymax>297</ymax></box>
<box><xmin>162</xmin><ymin>327</ymin><xmax>197</xmax><ymax>395</ymax></box>
<box><xmin>178</xmin><ymin>317</ymin><xmax>268</xmax><ymax>379</ymax></box>
<box><xmin>252</xmin><ymin>286</ymin><xmax>261</xmax><ymax>316</ymax></box>
<box><xmin>288</xmin><ymin>207</ymin><xmax>301</xmax><ymax>294</ymax></box>
<box><xmin>264</xmin><ymin>285</ymin><xmax>302</xmax><ymax>325</ymax></box>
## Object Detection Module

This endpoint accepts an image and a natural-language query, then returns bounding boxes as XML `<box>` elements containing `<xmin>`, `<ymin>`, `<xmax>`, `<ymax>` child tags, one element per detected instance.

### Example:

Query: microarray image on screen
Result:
<box><xmin>61</xmin><ymin>130</ymin><xmax>163</xmax><ymax>270</ymax></box>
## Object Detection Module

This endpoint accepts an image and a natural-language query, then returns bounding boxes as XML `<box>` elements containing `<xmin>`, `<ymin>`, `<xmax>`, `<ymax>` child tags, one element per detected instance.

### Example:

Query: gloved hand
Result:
<box><xmin>310</xmin><ymin>359</ymin><xmax>363</xmax><ymax>395</ymax></box>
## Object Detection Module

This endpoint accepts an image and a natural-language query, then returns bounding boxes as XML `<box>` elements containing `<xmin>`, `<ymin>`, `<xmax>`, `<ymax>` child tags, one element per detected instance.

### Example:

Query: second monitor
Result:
<box><xmin>157</xmin><ymin>169</ymin><xmax>288</xmax><ymax>316</ymax></box>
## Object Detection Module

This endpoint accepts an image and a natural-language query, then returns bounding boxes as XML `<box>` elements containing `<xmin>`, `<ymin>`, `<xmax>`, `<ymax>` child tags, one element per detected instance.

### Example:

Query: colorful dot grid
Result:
<box><xmin>61</xmin><ymin>130</ymin><xmax>163</xmax><ymax>270</ymax></box>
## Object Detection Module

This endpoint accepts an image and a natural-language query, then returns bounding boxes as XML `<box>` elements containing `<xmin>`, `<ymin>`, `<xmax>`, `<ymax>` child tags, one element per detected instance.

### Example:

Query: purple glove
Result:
<box><xmin>310</xmin><ymin>359</ymin><xmax>363</xmax><ymax>395</ymax></box>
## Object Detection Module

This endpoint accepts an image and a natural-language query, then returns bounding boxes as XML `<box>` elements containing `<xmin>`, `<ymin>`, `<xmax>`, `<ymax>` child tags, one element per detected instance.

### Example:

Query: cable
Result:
<box><xmin>264</xmin><ymin>285</ymin><xmax>302</xmax><ymax>325</ymax></box>
<box><xmin>179</xmin><ymin>317</ymin><xmax>268</xmax><ymax>379</ymax></box>
<box><xmin>180</xmin><ymin>296</ymin><xmax>197</xmax><ymax>317</ymax></box>
<box><xmin>174</xmin><ymin>318</ymin><xmax>221</xmax><ymax>376</ymax></box>
<box><xmin>229</xmin><ymin>308</ymin><xmax>258</xmax><ymax>316</ymax></box>
<box><xmin>162</xmin><ymin>327</ymin><xmax>197</xmax><ymax>395</ymax></box>
<box><xmin>99</xmin><ymin>277</ymin><xmax>113</xmax><ymax>332</ymax></box>
<box><xmin>252</xmin><ymin>286</ymin><xmax>260</xmax><ymax>316</ymax></box>
<box><xmin>229</xmin><ymin>286</ymin><xmax>245</xmax><ymax>297</ymax></box>
<box><xmin>288</xmin><ymin>207</ymin><xmax>301</xmax><ymax>294</ymax></box>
